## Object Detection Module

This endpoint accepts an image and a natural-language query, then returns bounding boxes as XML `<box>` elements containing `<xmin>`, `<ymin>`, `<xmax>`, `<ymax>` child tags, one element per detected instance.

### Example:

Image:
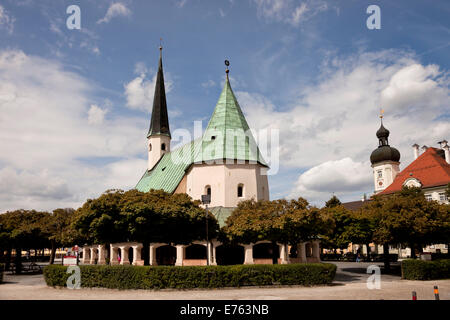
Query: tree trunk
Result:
<box><xmin>271</xmin><ymin>241</ymin><xmax>278</xmax><ymax>264</ymax></box>
<box><xmin>383</xmin><ymin>243</ymin><xmax>390</xmax><ymax>273</ymax></box>
<box><xmin>5</xmin><ymin>248</ymin><xmax>12</xmax><ymax>271</ymax></box>
<box><xmin>49</xmin><ymin>240</ymin><xmax>56</xmax><ymax>265</ymax></box>
<box><xmin>365</xmin><ymin>244</ymin><xmax>371</xmax><ymax>262</ymax></box>
<box><xmin>14</xmin><ymin>247</ymin><xmax>22</xmax><ymax>274</ymax></box>
<box><xmin>410</xmin><ymin>243</ymin><xmax>416</xmax><ymax>259</ymax></box>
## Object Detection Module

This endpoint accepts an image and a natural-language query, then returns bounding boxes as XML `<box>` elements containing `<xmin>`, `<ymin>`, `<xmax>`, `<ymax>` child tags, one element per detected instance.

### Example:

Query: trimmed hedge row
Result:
<box><xmin>44</xmin><ymin>263</ymin><xmax>336</xmax><ymax>290</ymax></box>
<box><xmin>401</xmin><ymin>259</ymin><xmax>450</xmax><ymax>280</ymax></box>
<box><xmin>0</xmin><ymin>263</ymin><xmax>4</xmax><ymax>284</ymax></box>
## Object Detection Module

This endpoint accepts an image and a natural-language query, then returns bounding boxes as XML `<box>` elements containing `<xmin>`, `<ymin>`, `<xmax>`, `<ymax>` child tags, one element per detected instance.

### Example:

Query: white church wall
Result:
<box><xmin>185</xmin><ymin>162</ymin><xmax>269</xmax><ymax>207</ymax></box>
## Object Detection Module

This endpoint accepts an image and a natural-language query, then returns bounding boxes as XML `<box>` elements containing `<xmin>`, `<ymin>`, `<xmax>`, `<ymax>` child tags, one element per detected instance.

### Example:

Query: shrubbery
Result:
<box><xmin>44</xmin><ymin>263</ymin><xmax>336</xmax><ymax>290</ymax></box>
<box><xmin>401</xmin><ymin>259</ymin><xmax>450</xmax><ymax>280</ymax></box>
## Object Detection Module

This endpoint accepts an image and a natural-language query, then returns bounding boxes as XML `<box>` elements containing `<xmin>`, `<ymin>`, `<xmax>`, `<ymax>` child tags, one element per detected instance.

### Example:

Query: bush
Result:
<box><xmin>401</xmin><ymin>259</ymin><xmax>450</xmax><ymax>280</ymax></box>
<box><xmin>44</xmin><ymin>263</ymin><xmax>337</xmax><ymax>290</ymax></box>
<box><xmin>0</xmin><ymin>263</ymin><xmax>4</xmax><ymax>284</ymax></box>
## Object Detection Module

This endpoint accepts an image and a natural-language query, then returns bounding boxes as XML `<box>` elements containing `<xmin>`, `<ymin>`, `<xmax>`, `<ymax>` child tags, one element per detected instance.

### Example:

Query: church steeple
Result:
<box><xmin>147</xmin><ymin>46</ymin><xmax>171</xmax><ymax>171</ymax></box>
<box><xmin>148</xmin><ymin>46</ymin><xmax>171</xmax><ymax>138</ymax></box>
<box><xmin>370</xmin><ymin>111</ymin><xmax>401</xmax><ymax>194</ymax></box>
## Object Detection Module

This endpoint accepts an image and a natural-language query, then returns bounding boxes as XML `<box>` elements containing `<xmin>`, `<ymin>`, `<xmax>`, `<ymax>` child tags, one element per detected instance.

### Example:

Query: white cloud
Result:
<box><xmin>0</xmin><ymin>4</ymin><xmax>15</xmax><ymax>34</ymax></box>
<box><xmin>238</xmin><ymin>50</ymin><xmax>450</xmax><ymax>203</ymax></box>
<box><xmin>253</xmin><ymin>0</ymin><xmax>328</xmax><ymax>27</ymax></box>
<box><xmin>124</xmin><ymin>71</ymin><xmax>173</xmax><ymax>112</ymax></box>
<box><xmin>0</xmin><ymin>50</ymin><xmax>148</xmax><ymax>211</ymax></box>
<box><xmin>97</xmin><ymin>2</ymin><xmax>131</xmax><ymax>24</ymax></box>
<box><xmin>88</xmin><ymin>105</ymin><xmax>107</xmax><ymax>125</ymax></box>
<box><xmin>289</xmin><ymin>158</ymin><xmax>373</xmax><ymax>202</ymax></box>
<box><xmin>176</xmin><ymin>0</ymin><xmax>188</xmax><ymax>8</ymax></box>
<box><xmin>201</xmin><ymin>79</ymin><xmax>216</xmax><ymax>88</ymax></box>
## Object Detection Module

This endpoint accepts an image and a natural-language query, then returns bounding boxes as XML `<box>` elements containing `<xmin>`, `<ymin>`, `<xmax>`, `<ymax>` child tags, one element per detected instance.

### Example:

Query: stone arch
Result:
<box><xmin>185</xmin><ymin>244</ymin><xmax>207</xmax><ymax>259</ymax></box>
<box><xmin>156</xmin><ymin>245</ymin><xmax>176</xmax><ymax>266</ymax></box>
<box><xmin>216</xmin><ymin>244</ymin><xmax>245</xmax><ymax>265</ymax></box>
<box><xmin>253</xmin><ymin>242</ymin><xmax>279</xmax><ymax>264</ymax></box>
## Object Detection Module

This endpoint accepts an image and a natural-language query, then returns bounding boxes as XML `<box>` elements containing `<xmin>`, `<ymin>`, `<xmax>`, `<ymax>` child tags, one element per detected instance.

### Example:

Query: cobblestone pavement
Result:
<box><xmin>0</xmin><ymin>262</ymin><xmax>448</xmax><ymax>300</ymax></box>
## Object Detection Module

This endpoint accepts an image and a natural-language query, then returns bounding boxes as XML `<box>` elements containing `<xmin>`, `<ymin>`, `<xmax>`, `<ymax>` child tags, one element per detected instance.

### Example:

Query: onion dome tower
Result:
<box><xmin>370</xmin><ymin>111</ymin><xmax>401</xmax><ymax>194</ymax></box>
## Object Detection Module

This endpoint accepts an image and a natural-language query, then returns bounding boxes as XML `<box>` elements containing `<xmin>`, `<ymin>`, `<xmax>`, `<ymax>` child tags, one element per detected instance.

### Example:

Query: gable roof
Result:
<box><xmin>136</xmin><ymin>76</ymin><xmax>268</xmax><ymax>194</ymax></box>
<box><xmin>379</xmin><ymin>147</ymin><xmax>450</xmax><ymax>195</ymax></box>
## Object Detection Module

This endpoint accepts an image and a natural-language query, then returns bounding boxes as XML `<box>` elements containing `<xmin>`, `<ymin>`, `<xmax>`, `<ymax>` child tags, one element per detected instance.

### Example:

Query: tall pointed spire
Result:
<box><xmin>148</xmin><ymin>45</ymin><xmax>171</xmax><ymax>138</ymax></box>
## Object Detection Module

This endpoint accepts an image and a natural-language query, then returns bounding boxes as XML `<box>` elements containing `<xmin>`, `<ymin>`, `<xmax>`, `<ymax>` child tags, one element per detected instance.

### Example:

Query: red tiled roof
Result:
<box><xmin>379</xmin><ymin>147</ymin><xmax>450</xmax><ymax>195</ymax></box>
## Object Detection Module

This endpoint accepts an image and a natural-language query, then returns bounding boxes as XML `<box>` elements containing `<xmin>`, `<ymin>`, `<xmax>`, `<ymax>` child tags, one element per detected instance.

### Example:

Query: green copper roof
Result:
<box><xmin>136</xmin><ymin>139</ymin><xmax>200</xmax><ymax>193</ymax></box>
<box><xmin>196</xmin><ymin>77</ymin><xmax>267</xmax><ymax>165</ymax></box>
<box><xmin>136</xmin><ymin>76</ymin><xmax>268</xmax><ymax>194</ymax></box>
<box><xmin>209</xmin><ymin>206</ymin><xmax>235</xmax><ymax>228</ymax></box>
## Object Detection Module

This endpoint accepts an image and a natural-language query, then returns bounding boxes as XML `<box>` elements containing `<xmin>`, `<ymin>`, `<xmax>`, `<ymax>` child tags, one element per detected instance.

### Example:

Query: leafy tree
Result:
<box><xmin>340</xmin><ymin>209</ymin><xmax>375</xmax><ymax>261</ymax></box>
<box><xmin>121</xmin><ymin>189</ymin><xmax>218</xmax><ymax>264</ymax></box>
<box><xmin>325</xmin><ymin>195</ymin><xmax>342</xmax><ymax>208</ymax></box>
<box><xmin>43</xmin><ymin>208</ymin><xmax>78</xmax><ymax>264</ymax></box>
<box><xmin>363</xmin><ymin>186</ymin><xmax>450</xmax><ymax>271</ymax></box>
<box><xmin>74</xmin><ymin>189</ymin><xmax>219</xmax><ymax>265</ymax></box>
<box><xmin>223</xmin><ymin>198</ymin><xmax>327</xmax><ymax>263</ymax></box>
<box><xmin>73</xmin><ymin>189</ymin><xmax>128</xmax><ymax>245</ymax></box>
<box><xmin>0</xmin><ymin>210</ymin><xmax>49</xmax><ymax>273</ymax></box>
<box><xmin>319</xmin><ymin>203</ymin><xmax>353</xmax><ymax>253</ymax></box>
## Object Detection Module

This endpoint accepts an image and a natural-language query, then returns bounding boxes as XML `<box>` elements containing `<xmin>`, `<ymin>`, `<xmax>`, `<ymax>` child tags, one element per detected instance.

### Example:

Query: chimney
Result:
<box><xmin>421</xmin><ymin>145</ymin><xmax>428</xmax><ymax>153</ymax></box>
<box><xmin>412</xmin><ymin>144</ymin><xmax>419</xmax><ymax>159</ymax></box>
<box><xmin>440</xmin><ymin>140</ymin><xmax>450</xmax><ymax>164</ymax></box>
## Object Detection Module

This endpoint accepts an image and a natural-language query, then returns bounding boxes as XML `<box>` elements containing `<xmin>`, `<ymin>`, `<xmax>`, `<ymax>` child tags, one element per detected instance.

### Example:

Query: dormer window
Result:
<box><xmin>211</xmin><ymin>136</ymin><xmax>216</xmax><ymax>140</ymax></box>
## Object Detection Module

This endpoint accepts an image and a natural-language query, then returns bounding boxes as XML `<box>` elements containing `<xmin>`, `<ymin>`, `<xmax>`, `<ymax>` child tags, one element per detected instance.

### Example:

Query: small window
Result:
<box><xmin>237</xmin><ymin>184</ymin><xmax>243</xmax><ymax>198</ymax></box>
<box><xmin>425</xmin><ymin>194</ymin><xmax>433</xmax><ymax>201</ymax></box>
<box><xmin>211</xmin><ymin>136</ymin><xmax>216</xmax><ymax>140</ymax></box>
<box><xmin>377</xmin><ymin>170</ymin><xmax>382</xmax><ymax>178</ymax></box>
<box><xmin>205</xmin><ymin>185</ymin><xmax>211</xmax><ymax>197</ymax></box>
<box><xmin>439</xmin><ymin>193</ymin><xmax>447</xmax><ymax>201</ymax></box>
<box><xmin>149</xmin><ymin>143</ymin><xmax>152</xmax><ymax>151</ymax></box>
<box><xmin>161</xmin><ymin>143</ymin><xmax>166</xmax><ymax>151</ymax></box>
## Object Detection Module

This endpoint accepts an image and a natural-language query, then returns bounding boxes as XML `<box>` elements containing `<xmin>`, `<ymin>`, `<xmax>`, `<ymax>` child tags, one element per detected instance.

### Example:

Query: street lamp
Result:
<box><xmin>201</xmin><ymin>194</ymin><xmax>211</xmax><ymax>266</ymax></box>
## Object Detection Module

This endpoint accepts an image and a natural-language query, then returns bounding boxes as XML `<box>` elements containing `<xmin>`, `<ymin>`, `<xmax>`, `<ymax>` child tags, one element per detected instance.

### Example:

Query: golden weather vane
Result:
<box><xmin>379</xmin><ymin>108</ymin><xmax>385</xmax><ymax>119</ymax></box>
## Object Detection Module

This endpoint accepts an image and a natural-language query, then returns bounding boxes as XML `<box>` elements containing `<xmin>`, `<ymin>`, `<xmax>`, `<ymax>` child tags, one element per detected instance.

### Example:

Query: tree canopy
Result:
<box><xmin>223</xmin><ymin>198</ymin><xmax>327</xmax><ymax>245</ymax></box>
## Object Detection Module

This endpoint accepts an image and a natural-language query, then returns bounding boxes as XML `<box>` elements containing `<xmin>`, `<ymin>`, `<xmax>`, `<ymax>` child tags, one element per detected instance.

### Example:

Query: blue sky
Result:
<box><xmin>0</xmin><ymin>0</ymin><xmax>449</xmax><ymax>211</ymax></box>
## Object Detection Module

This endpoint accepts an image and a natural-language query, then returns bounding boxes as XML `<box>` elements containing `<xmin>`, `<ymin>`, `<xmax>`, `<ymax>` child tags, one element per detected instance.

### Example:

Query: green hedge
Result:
<box><xmin>0</xmin><ymin>263</ymin><xmax>4</xmax><ymax>284</ymax></box>
<box><xmin>44</xmin><ymin>263</ymin><xmax>336</xmax><ymax>290</ymax></box>
<box><xmin>401</xmin><ymin>259</ymin><xmax>450</xmax><ymax>280</ymax></box>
